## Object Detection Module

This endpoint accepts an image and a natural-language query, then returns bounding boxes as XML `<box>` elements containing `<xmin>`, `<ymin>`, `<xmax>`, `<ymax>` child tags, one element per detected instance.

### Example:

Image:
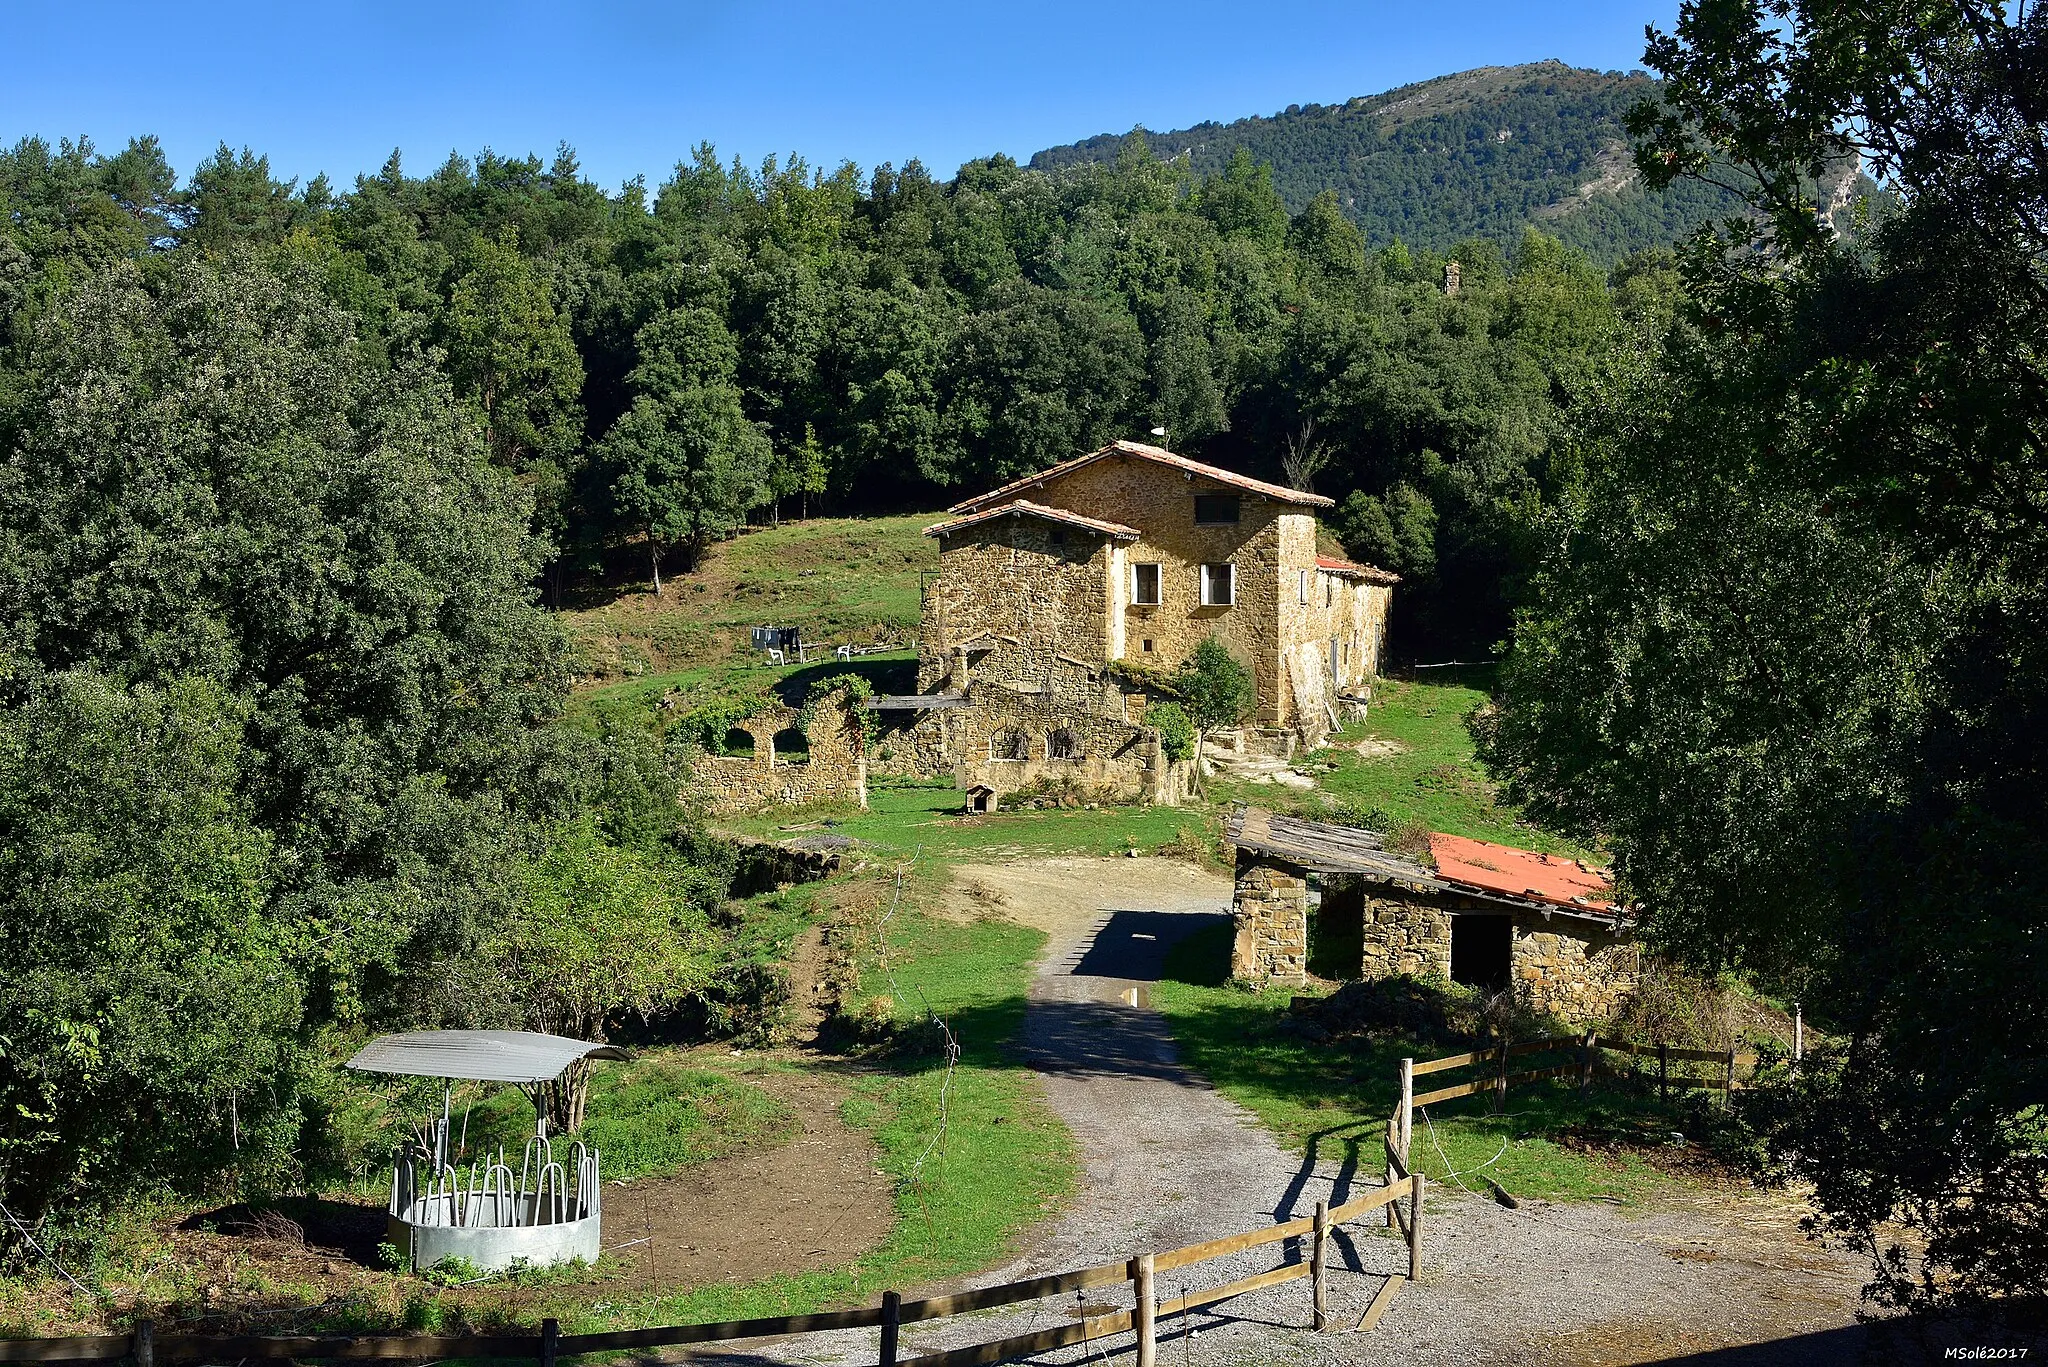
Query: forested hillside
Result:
<box><xmin>2</xmin><ymin>131</ymin><xmax>1665</xmax><ymax>655</ymax></box>
<box><xmin>1030</xmin><ymin>62</ymin><xmax>1750</xmax><ymax>260</ymax></box>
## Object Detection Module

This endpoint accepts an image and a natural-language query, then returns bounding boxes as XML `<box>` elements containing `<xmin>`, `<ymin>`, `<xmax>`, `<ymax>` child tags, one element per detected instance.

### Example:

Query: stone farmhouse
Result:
<box><xmin>869</xmin><ymin>440</ymin><xmax>1397</xmax><ymax>802</ymax></box>
<box><xmin>1227</xmin><ymin>806</ymin><xmax>1638</xmax><ymax>1024</ymax></box>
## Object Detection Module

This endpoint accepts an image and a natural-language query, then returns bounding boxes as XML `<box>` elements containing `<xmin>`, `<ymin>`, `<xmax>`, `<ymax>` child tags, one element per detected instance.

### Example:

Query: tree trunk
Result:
<box><xmin>649</xmin><ymin>528</ymin><xmax>663</xmax><ymax>598</ymax></box>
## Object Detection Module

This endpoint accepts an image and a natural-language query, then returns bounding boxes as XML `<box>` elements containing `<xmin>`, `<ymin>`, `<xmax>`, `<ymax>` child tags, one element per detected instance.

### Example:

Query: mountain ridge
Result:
<box><xmin>1029</xmin><ymin>61</ymin><xmax>1745</xmax><ymax>261</ymax></box>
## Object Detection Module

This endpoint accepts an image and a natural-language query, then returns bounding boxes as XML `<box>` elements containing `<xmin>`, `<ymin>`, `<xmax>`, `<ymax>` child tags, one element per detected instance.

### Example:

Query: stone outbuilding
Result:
<box><xmin>1225</xmin><ymin>806</ymin><xmax>1639</xmax><ymax>1025</ymax></box>
<box><xmin>690</xmin><ymin>691</ymin><xmax>869</xmax><ymax>815</ymax></box>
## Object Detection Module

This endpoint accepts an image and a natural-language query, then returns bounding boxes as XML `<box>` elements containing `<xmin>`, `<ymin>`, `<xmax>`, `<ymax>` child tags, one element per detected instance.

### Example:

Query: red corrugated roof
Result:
<box><xmin>947</xmin><ymin>440</ymin><xmax>1335</xmax><ymax>515</ymax></box>
<box><xmin>923</xmin><ymin>498</ymin><xmax>1142</xmax><ymax>541</ymax></box>
<box><xmin>1427</xmin><ymin>833</ymin><xmax>1616</xmax><ymax>912</ymax></box>
<box><xmin>1315</xmin><ymin>554</ymin><xmax>1401</xmax><ymax>586</ymax></box>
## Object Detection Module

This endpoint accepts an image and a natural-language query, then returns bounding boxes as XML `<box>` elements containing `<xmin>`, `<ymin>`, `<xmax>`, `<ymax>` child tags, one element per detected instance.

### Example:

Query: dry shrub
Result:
<box><xmin>1607</xmin><ymin>957</ymin><xmax>1794</xmax><ymax>1052</ymax></box>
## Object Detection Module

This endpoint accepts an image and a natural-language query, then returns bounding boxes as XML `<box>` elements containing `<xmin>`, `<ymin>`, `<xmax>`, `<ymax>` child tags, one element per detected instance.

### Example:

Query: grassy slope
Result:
<box><xmin>1151</xmin><ymin>925</ymin><xmax>1681</xmax><ymax>1206</ymax></box>
<box><xmin>562</xmin><ymin>514</ymin><xmax>938</xmax><ymax>687</ymax></box>
<box><xmin>1208</xmin><ymin>668</ymin><xmax>1596</xmax><ymax>858</ymax></box>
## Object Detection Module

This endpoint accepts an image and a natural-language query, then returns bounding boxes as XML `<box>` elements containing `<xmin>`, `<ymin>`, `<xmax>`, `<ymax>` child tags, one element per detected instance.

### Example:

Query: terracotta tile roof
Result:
<box><xmin>923</xmin><ymin>498</ymin><xmax>1143</xmax><ymax>542</ymax></box>
<box><xmin>1427</xmin><ymin>833</ymin><xmax>1618</xmax><ymax>914</ymax></box>
<box><xmin>1315</xmin><ymin>554</ymin><xmax>1402</xmax><ymax>586</ymax></box>
<box><xmin>947</xmin><ymin>440</ymin><xmax>1336</xmax><ymax>516</ymax></box>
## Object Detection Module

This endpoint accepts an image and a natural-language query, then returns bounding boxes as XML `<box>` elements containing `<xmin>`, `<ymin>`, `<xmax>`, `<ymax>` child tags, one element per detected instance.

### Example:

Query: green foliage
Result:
<box><xmin>1031</xmin><ymin>63</ymin><xmax>1753</xmax><ymax>262</ymax></box>
<box><xmin>1486</xmin><ymin>0</ymin><xmax>2048</xmax><ymax>1308</ymax></box>
<box><xmin>0</xmin><ymin>247</ymin><xmax>586</xmax><ymax>1218</ymax></box>
<box><xmin>1143</xmin><ymin>701</ymin><xmax>1195</xmax><ymax>763</ymax></box>
<box><xmin>5</xmin><ymin>101</ymin><xmax>1662</xmax><ymax>655</ymax></box>
<box><xmin>1174</xmin><ymin>636</ymin><xmax>1256</xmax><ymax>735</ymax></box>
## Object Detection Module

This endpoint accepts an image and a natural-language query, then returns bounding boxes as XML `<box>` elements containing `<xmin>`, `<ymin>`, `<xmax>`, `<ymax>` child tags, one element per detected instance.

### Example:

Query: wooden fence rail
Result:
<box><xmin>1396</xmin><ymin>1033</ymin><xmax>1765</xmax><ymax>1151</ymax></box>
<box><xmin>0</xmin><ymin>1174</ymin><xmax>1426</xmax><ymax>1367</ymax></box>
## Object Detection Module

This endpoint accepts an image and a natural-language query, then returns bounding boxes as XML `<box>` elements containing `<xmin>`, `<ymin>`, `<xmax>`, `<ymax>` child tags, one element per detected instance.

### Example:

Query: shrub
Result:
<box><xmin>1148</xmin><ymin>701</ymin><xmax>1195</xmax><ymax>762</ymax></box>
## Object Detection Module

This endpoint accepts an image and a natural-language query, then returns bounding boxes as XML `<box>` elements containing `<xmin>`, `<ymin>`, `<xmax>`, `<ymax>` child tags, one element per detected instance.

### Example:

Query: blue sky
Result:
<box><xmin>7</xmin><ymin>1</ymin><xmax>1679</xmax><ymax>191</ymax></box>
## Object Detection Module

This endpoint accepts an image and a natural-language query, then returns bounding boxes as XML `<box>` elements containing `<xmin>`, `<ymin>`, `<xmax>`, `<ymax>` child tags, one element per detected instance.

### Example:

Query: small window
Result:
<box><xmin>1194</xmin><ymin>494</ymin><xmax>1241</xmax><ymax>525</ymax></box>
<box><xmin>1298</xmin><ymin>569</ymin><xmax>1310</xmax><ymax>604</ymax></box>
<box><xmin>1199</xmin><ymin>563</ymin><xmax>1235</xmax><ymax>607</ymax></box>
<box><xmin>1142</xmin><ymin>638</ymin><xmax>1155</xmax><ymax>653</ymax></box>
<box><xmin>1324</xmin><ymin>576</ymin><xmax>1333</xmax><ymax>608</ymax></box>
<box><xmin>989</xmin><ymin>728</ymin><xmax>1029</xmax><ymax>762</ymax></box>
<box><xmin>1132</xmin><ymin>563</ymin><xmax>1162</xmax><ymax>606</ymax></box>
<box><xmin>1047</xmin><ymin>727</ymin><xmax>1082</xmax><ymax>761</ymax></box>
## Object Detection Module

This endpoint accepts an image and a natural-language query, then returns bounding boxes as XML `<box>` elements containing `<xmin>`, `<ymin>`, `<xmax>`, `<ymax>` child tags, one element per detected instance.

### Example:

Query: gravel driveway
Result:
<box><xmin>730</xmin><ymin>858</ymin><xmax>2018</xmax><ymax>1367</ymax></box>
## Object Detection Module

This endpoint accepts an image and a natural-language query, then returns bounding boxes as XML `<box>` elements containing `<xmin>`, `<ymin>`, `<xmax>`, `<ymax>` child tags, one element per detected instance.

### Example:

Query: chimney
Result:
<box><xmin>1443</xmin><ymin>260</ymin><xmax>1461</xmax><ymax>297</ymax></box>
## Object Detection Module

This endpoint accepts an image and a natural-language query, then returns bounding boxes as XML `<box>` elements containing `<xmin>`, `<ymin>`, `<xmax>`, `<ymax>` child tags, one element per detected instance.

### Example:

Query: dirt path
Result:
<box><xmin>604</xmin><ymin>1068</ymin><xmax>895</xmax><ymax>1294</ymax></box>
<box><xmin>729</xmin><ymin>857</ymin><xmax>1954</xmax><ymax>1366</ymax></box>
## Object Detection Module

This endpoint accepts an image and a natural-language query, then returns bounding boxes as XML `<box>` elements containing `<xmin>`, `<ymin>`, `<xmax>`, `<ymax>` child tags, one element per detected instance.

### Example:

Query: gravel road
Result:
<box><xmin>723</xmin><ymin>858</ymin><xmax>2025</xmax><ymax>1367</ymax></box>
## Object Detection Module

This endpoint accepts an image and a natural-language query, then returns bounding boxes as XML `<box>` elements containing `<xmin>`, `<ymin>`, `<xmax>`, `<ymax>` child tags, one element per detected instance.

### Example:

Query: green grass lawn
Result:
<box><xmin>559</xmin><ymin>905</ymin><xmax>1077</xmax><ymax>1331</ymax></box>
<box><xmin>724</xmin><ymin>777</ymin><xmax>1223</xmax><ymax>864</ymax></box>
<box><xmin>1209</xmin><ymin>668</ymin><xmax>1596</xmax><ymax>858</ymax></box>
<box><xmin>1150</xmin><ymin>924</ymin><xmax>1680</xmax><ymax>1206</ymax></box>
<box><xmin>563</xmin><ymin>514</ymin><xmax>938</xmax><ymax>683</ymax></box>
<box><xmin>461</xmin><ymin>1058</ymin><xmax>796</xmax><ymax>1183</ymax></box>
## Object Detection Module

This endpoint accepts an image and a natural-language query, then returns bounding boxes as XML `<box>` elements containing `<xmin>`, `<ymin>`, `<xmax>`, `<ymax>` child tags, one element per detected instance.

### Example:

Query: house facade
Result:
<box><xmin>874</xmin><ymin>441</ymin><xmax>1396</xmax><ymax>800</ymax></box>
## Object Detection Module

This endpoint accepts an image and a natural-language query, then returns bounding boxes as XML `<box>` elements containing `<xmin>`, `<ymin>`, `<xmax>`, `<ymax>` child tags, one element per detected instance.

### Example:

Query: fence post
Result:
<box><xmin>132</xmin><ymin>1320</ymin><xmax>153</xmax><ymax>1367</ymax></box>
<box><xmin>1724</xmin><ymin>1046</ymin><xmax>1738</xmax><ymax>1106</ymax></box>
<box><xmin>1794</xmin><ymin>1003</ymin><xmax>1804</xmax><ymax>1063</ymax></box>
<box><xmin>1310</xmin><ymin>1200</ymin><xmax>1329</xmax><ymax>1332</ymax></box>
<box><xmin>1580</xmin><ymin>1031</ymin><xmax>1595</xmax><ymax>1093</ymax></box>
<box><xmin>1658</xmin><ymin>1042</ymin><xmax>1670</xmax><ymax>1103</ymax></box>
<box><xmin>1407</xmin><ymin>1173</ymin><xmax>1425</xmax><ymax>1281</ymax></box>
<box><xmin>1390</xmin><ymin>1057</ymin><xmax>1413</xmax><ymax>1229</ymax></box>
<box><xmin>880</xmin><ymin>1289</ymin><xmax>901</xmax><ymax>1366</ymax></box>
<box><xmin>1132</xmin><ymin>1254</ymin><xmax>1156</xmax><ymax>1367</ymax></box>
<box><xmin>1494</xmin><ymin>1042</ymin><xmax>1508</xmax><ymax>1111</ymax></box>
<box><xmin>539</xmin><ymin>1317</ymin><xmax>559</xmax><ymax>1367</ymax></box>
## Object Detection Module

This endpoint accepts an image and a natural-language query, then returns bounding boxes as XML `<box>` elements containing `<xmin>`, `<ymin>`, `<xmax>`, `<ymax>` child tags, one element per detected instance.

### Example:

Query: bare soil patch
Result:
<box><xmin>13</xmin><ymin>1071</ymin><xmax>890</xmax><ymax>1335</ymax></box>
<box><xmin>601</xmin><ymin>1067</ymin><xmax>893</xmax><ymax>1293</ymax></box>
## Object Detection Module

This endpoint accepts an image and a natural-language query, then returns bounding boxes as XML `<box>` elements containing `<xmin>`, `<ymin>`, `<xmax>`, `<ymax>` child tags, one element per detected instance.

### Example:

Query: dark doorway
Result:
<box><xmin>1450</xmin><ymin>914</ymin><xmax>1512</xmax><ymax>993</ymax></box>
<box><xmin>1308</xmin><ymin>875</ymin><xmax>1365</xmax><ymax>980</ymax></box>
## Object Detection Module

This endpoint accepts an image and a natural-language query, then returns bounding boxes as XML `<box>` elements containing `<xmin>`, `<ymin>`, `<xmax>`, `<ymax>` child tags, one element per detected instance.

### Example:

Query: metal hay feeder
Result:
<box><xmin>347</xmin><ymin>1030</ymin><xmax>628</xmax><ymax>1273</ymax></box>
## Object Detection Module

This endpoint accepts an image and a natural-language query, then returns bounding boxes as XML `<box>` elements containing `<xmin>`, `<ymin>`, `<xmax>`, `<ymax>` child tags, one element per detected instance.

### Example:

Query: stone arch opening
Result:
<box><xmin>722</xmin><ymin>727</ymin><xmax>758</xmax><ymax>758</ymax></box>
<box><xmin>772</xmin><ymin>726</ymin><xmax>809</xmax><ymax>764</ymax></box>
<box><xmin>1047</xmin><ymin>726</ymin><xmax>1082</xmax><ymax>761</ymax></box>
<box><xmin>989</xmin><ymin>727</ymin><xmax>1029</xmax><ymax>762</ymax></box>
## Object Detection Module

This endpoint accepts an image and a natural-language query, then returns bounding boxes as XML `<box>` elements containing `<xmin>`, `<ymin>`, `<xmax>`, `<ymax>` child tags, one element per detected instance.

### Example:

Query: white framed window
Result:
<box><xmin>1199</xmin><ymin>562</ymin><xmax>1236</xmax><ymax>607</ymax></box>
<box><xmin>1131</xmin><ymin>562</ymin><xmax>1162</xmax><ymax>606</ymax></box>
<box><xmin>1298</xmin><ymin>569</ymin><xmax>1309</xmax><ymax>604</ymax></box>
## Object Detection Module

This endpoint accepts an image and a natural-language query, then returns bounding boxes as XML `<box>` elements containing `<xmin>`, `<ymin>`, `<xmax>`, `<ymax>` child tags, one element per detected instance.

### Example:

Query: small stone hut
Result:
<box><xmin>1226</xmin><ymin>806</ymin><xmax>1638</xmax><ymax>1025</ymax></box>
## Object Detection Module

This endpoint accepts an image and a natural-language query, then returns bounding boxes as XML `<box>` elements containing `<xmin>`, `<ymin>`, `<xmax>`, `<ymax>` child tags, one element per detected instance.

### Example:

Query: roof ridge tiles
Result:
<box><xmin>946</xmin><ymin>440</ymin><xmax>1336</xmax><ymax>515</ymax></box>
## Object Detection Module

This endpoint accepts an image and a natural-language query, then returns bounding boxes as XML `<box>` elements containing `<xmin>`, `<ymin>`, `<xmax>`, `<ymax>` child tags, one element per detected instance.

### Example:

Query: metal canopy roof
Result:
<box><xmin>346</xmin><ymin>1030</ymin><xmax>630</xmax><ymax>1084</ymax></box>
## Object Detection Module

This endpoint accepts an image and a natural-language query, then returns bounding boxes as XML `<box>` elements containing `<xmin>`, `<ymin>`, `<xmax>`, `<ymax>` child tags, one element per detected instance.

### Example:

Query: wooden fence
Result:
<box><xmin>0</xmin><ymin>1174</ymin><xmax>1423</xmax><ymax>1367</ymax></box>
<box><xmin>1377</xmin><ymin>1032</ymin><xmax>1760</xmax><ymax>1231</ymax></box>
<box><xmin>1394</xmin><ymin>1033</ymin><xmax>1762</xmax><ymax>1150</ymax></box>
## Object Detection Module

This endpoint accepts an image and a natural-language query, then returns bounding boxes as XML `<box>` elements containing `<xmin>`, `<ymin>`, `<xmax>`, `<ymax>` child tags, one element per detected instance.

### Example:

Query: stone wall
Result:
<box><xmin>1248</xmin><ymin>861</ymin><xmax>1637</xmax><ymax>1022</ymax></box>
<box><xmin>1358</xmin><ymin>891</ymin><xmax>1455</xmax><ymax>980</ymax></box>
<box><xmin>1511</xmin><ymin>920</ymin><xmax>1641</xmax><ymax>1023</ymax></box>
<box><xmin>1231</xmin><ymin>852</ymin><xmax>1311</xmax><ymax>982</ymax></box>
<box><xmin>689</xmin><ymin>696</ymin><xmax>868</xmax><ymax>815</ymax></box>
